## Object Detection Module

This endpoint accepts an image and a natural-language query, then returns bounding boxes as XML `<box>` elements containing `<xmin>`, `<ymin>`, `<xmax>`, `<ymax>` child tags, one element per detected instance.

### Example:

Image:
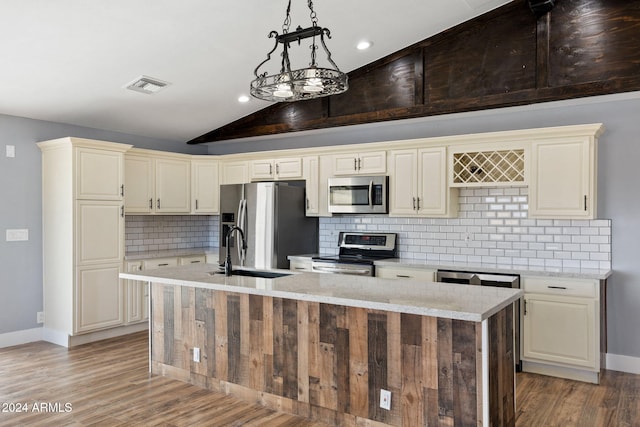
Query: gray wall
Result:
<box><xmin>208</xmin><ymin>92</ymin><xmax>640</xmax><ymax>359</ymax></box>
<box><xmin>0</xmin><ymin>113</ymin><xmax>205</xmax><ymax>334</ymax></box>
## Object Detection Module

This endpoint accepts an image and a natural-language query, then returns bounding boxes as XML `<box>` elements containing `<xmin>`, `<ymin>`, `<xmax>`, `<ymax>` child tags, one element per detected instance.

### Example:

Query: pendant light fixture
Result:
<box><xmin>250</xmin><ymin>0</ymin><xmax>348</xmax><ymax>102</ymax></box>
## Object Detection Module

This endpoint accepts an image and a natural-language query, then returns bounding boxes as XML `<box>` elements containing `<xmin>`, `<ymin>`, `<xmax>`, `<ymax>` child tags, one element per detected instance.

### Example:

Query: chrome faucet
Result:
<box><xmin>224</xmin><ymin>226</ymin><xmax>246</xmax><ymax>276</ymax></box>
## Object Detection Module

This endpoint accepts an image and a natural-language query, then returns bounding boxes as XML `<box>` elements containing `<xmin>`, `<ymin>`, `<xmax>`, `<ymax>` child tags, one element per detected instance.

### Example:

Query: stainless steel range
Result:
<box><xmin>311</xmin><ymin>232</ymin><xmax>397</xmax><ymax>276</ymax></box>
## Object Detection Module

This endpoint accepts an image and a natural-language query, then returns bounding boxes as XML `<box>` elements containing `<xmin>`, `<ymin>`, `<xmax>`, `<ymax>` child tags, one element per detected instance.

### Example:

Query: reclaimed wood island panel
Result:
<box><xmin>121</xmin><ymin>264</ymin><xmax>521</xmax><ymax>426</ymax></box>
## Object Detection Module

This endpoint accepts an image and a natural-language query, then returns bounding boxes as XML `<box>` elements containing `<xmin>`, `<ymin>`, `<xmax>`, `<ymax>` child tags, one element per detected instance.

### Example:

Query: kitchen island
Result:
<box><xmin>121</xmin><ymin>264</ymin><xmax>521</xmax><ymax>426</ymax></box>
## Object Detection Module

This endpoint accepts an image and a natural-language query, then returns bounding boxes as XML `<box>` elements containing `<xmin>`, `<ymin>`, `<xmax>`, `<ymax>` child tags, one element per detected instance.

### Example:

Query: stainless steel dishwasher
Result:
<box><xmin>436</xmin><ymin>269</ymin><xmax>521</xmax><ymax>371</ymax></box>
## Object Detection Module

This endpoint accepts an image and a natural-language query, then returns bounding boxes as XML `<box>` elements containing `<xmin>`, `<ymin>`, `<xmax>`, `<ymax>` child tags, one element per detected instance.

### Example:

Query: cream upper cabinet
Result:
<box><xmin>38</xmin><ymin>137</ymin><xmax>131</xmax><ymax>340</ymax></box>
<box><xmin>389</xmin><ymin>147</ymin><xmax>457</xmax><ymax>217</ymax></box>
<box><xmin>521</xmin><ymin>276</ymin><xmax>602</xmax><ymax>383</ymax></box>
<box><xmin>303</xmin><ymin>156</ymin><xmax>319</xmax><ymax>215</ymax></box>
<box><xmin>191</xmin><ymin>157</ymin><xmax>219</xmax><ymax>214</ymax></box>
<box><xmin>125</xmin><ymin>150</ymin><xmax>191</xmax><ymax>214</ymax></box>
<box><xmin>332</xmin><ymin>151</ymin><xmax>386</xmax><ymax>175</ymax></box>
<box><xmin>124</xmin><ymin>155</ymin><xmax>154</xmax><ymax>213</ymax></box>
<box><xmin>221</xmin><ymin>160</ymin><xmax>250</xmax><ymax>185</ymax></box>
<box><xmin>155</xmin><ymin>157</ymin><xmax>190</xmax><ymax>213</ymax></box>
<box><xmin>528</xmin><ymin>136</ymin><xmax>596</xmax><ymax>219</ymax></box>
<box><xmin>75</xmin><ymin>147</ymin><xmax>125</xmax><ymax>200</ymax></box>
<box><xmin>250</xmin><ymin>157</ymin><xmax>302</xmax><ymax>181</ymax></box>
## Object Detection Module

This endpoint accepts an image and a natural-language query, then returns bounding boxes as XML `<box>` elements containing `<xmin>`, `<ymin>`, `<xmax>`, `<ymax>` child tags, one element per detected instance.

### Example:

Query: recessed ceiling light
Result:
<box><xmin>356</xmin><ymin>40</ymin><xmax>373</xmax><ymax>50</ymax></box>
<box><xmin>238</xmin><ymin>95</ymin><xmax>250</xmax><ymax>103</ymax></box>
<box><xmin>124</xmin><ymin>75</ymin><xmax>170</xmax><ymax>95</ymax></box>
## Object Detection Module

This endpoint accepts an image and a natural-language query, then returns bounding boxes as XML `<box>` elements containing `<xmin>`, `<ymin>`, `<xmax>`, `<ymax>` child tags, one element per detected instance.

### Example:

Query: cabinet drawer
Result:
<box><xmin>522</xmin><ymin>276</ymin><xmax>598</xmax><ymax>298</ymax></box>
<box><xmin>179</xmin><ymin>255</ymin><xmax>206</xmax><ymax>266</ymax></box>
<box><xmin>376</xmin><ymin>266</ymin><xmax>435</xmax><ymax>282</ymax></box>
<box><xmin>290</xmin><ymin>259</ymin><xmax>312</xmax><ymax>272</ymax></box>
<box><xmin>143</xmin><ymin>257</ymin><xmax>179</xmax><ymax>270</ymax></box>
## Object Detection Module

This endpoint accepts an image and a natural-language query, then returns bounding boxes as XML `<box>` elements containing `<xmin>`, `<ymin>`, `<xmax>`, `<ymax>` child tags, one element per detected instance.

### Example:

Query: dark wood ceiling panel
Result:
<box><xmin>425</xmin><ymin>3</ymin><xmax>537</xmax><ymax>102</ymax></box>
<box><xmin>329</xmin><ymin>55</ymin><xmax>416</xmax><ymax>117</ymax></box>
<box><xmin>548</xmin><ymin>0</ymin><xmax>640</xmax><ymax>87</ymax></box>
<box><xmin>188</xmin><ymin>1</ymin><xmax>640</xmax><ymax>144</ymax></box>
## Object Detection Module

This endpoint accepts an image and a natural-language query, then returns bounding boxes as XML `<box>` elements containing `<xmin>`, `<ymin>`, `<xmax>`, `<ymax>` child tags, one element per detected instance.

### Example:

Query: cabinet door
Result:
<box><xmin>275</xmin><ymin>157</ymin><xmax>303</xmax><ymax>179</ymax></box>
<box><xmin>303</xmin><ymin>156</ymin><xmax>319</xmax><ymax>215</ymax></box>
<box><xmin>75</xmin><ymin>147</ymin><xmax>124</xmax><ymax>200</ymax></box>
<box><xmin>192</xmin><ymin>160</ymin><xmax>219</xmax><ymax>214</ymax></box>
<box><xmin>389</xmin><ymin>150</ymin><xmax>418</xmax><ymax>216</ymax></box>
<box><xmin>250</xmin><ymin>159</ymin><xmax>275</xmax><ymax>180</ymax></box>
<box><xmin>76</xmin><ymin>201</ymin><xmax>123</xmax><ymax>265</ymax></box>
<box><xmin>75</xmin><ymin>264</ymin><xmax>124</xmax><ymax>333</ymax></box>
<box><xmin>418</xmin><ymin>147</ymin><xmax>451</xmax><ymax>216</ymax></box>
<box><xmin>529</xmin><ymin>138</ymin><xmax>593</xmax><ymax>218</ymax></box>
<box><xmin>221</xmin><ymin>161</ymin><xmax>249</xmax><ymax>184</ymax></box>
<box><xmin>125</xmin><ymin>155</ymin><xmax>154</xmax><ymax>213</ymax></box>
<box><xmin>125</xmin><ymin>262</ymin><xmax>144</xmax><ymax>323</ymax></box>
<box><xmin>522</xmin><ymin>294</ymin><xmax>597</xmax><ymax>369</ymax></box>
<box><xmin>358</xmin><ymin>151</ymin><xmax>387</xmax><ymax>174</ymax></box>
<box><xmin>155</xmin><ymin>158</ymin><xmax>190</xmax><ymax>213</ymax></box>
<box><xmin>332</xmin><ymin>153</ymin><xmax>359</xmax><ymax>175</ymax></box>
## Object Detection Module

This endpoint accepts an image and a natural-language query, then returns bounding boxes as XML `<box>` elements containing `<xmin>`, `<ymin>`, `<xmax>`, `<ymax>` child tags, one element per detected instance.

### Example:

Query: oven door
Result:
<box><xmin>311</xmin><ymin>260</ymin><xmax>374</xmax><ymax>276</ymax></box>
<box><xmin>328</xmin><ymin>176</ymin><xmax>388</xmax><ymax>214</ymax></box>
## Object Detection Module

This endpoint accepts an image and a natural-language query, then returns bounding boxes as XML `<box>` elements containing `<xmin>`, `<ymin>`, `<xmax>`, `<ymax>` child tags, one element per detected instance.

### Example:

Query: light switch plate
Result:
<box><xmin>6</xmin><ymin>229</ymin><xmax>28</xmax><ymax>241</ymax></box>
<box><xmin>380</xmin><ymin>389</ymin><xmax>391</xmax><ymax>410</ymax></box>
<box><xmin>6</xmin><ymin>145</ymin><xmax>15</xmax><ymax>158</ymax></box>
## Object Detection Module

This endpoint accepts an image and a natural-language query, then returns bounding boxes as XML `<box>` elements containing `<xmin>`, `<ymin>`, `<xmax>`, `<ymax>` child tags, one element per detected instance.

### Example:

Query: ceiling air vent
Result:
<box><xmin>124</xmin><ymin>76</ymin><xmax>170</xmax><ymax>95</ymax></box>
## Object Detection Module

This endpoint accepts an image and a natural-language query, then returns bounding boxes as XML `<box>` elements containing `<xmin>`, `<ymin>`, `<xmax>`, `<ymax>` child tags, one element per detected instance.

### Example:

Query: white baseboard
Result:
<box><xmin>1</xmin><ymin>323</ymin><xmax>149</xmax><ymax>349</ymax></box>
<box><xmin>606</xmin><ymin>353</ymin><xmax>640</xmax><ymax>375</ymax></box>
<box><xmin>0</xmin><ymin>327</ymin><xmax>43</xmax><ymax>348</ymax></box>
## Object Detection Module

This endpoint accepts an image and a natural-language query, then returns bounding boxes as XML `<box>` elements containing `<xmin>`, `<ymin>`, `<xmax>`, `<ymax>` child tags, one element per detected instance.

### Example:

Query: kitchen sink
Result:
<box><xmin>210</xmin><ymin>269</ymin><xmax>291</xmax><ymax>279</ymax></box>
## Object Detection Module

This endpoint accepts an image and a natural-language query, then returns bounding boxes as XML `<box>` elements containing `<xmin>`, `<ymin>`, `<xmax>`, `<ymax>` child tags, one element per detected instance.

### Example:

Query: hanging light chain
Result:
<box><xmin>282</xmin><ymin>0</ymin><xmax>292</xmax><ymax>33</ymax></box>
<box><xmin>308</xmin><ymin>0</ymin><xmax>318</xmax><ymax>27</ymax></box>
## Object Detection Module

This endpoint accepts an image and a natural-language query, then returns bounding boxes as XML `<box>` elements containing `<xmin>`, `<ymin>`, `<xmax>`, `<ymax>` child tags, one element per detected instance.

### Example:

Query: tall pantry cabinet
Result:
<box><xmin>38</xmin><ymin>138</ymin><xmax>133</xmax><ymax>347</ymax></box>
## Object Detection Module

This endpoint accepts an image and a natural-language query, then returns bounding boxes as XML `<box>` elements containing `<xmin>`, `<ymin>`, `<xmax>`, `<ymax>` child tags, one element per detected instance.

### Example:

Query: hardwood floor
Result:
<box><xmin>0</xmin><ymin>331</ymin><xmax>638</xmax><ymax>426</ymax></box>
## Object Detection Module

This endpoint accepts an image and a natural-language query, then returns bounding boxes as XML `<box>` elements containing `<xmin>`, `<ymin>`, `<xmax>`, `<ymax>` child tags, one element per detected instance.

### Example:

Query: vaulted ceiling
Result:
<box><xmin>0</xmin><ymin>0</ymin><xmax>512</xmax><ymax>143</ymax></box>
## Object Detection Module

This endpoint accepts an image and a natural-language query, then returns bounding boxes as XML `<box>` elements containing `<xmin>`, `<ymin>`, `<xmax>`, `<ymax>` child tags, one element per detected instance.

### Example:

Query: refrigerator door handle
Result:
<box><xmin>238</xmin><ymin>199</ymin><xmax>247</xmax><ymax>265</ymax></box>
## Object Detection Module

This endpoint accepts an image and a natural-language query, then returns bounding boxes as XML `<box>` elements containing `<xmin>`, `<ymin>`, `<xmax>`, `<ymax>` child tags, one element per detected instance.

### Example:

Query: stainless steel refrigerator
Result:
<box><xmin>218</xmin><ymin>181</ymin><xmax>318</xmax><ymax>269</ymax></box>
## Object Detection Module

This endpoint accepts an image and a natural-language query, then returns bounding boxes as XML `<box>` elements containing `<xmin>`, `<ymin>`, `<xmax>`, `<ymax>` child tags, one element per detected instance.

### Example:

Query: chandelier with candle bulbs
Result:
<box><xmin>250</xmin><ymin>0</ymin><xmax>348</xmax><ymax>102</ymax></box>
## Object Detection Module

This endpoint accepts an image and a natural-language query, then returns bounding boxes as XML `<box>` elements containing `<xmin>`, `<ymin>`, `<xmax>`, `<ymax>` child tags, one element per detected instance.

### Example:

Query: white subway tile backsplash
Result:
<box><xmin>318</xmin><ymin>186</ymin><xmax>611</xmax><ymax>270</ymax></box>
<box><xmin>125</xmin><ymin>215</ymin><xmax>218</xmax><ymax>253</ymax></box>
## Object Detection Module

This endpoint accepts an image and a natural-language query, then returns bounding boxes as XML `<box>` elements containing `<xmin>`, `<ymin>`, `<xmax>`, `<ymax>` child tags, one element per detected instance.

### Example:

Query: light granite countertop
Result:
<box><xmin>287</xmin><ymin>254</ymin><xmax>611</xmax><ymax>280</ymax></box>
<box><xmin>120</xmin><ymin>263</ymin><xmax>521</xmax><ymax>322</ymax></box>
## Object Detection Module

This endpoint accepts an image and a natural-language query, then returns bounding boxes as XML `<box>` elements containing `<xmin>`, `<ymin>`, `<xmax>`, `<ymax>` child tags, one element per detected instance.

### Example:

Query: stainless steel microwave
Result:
<box><xmin>328</xmin><ymin>175</ymin><xmax>388</xmax><ymax>214</ymax></box>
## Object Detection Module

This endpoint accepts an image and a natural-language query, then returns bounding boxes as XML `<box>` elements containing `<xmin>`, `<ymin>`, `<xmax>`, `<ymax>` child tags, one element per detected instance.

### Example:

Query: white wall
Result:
<box><xmin>207</xmin><ymin>92</ymin><xmax>640</xmax><ymax>361</ymax></box>
<box><xmin>0</xmin><ymin>113</ymin><xmax>205</xmax><ymax>337</ymax></box>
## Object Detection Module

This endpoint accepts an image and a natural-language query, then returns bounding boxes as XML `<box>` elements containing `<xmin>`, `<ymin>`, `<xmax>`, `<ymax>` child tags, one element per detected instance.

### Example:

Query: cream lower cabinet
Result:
<box><xmin>39</xmin><ymin>137</ymin><xmax>132</xmax><ymax>344</ymax></box>
<box><xmin>521</xmin><ymin>276</ymin><xmax>602</xmax><ymax>383</ymax></box>
<box><xmin>124</xmin><ymin>261</ymin><xmax>145</xmax><ymax>324</ymax></box>
<box><xmin>76</xmin><ymin>264</ymin><xmax>124</xmax><ymax>332</ymax></box>
<box><xmin>389</xmin><ymin>147</ymin><xmax>458</xmax><ymax>217</ymax></box>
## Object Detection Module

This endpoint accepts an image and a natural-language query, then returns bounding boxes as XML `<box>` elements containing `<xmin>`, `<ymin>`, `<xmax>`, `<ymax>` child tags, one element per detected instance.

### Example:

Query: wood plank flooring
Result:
<box><xmin>0</xmin><ymin>331</ymin><xmax>638</xmax><ymax>426</ymax></box>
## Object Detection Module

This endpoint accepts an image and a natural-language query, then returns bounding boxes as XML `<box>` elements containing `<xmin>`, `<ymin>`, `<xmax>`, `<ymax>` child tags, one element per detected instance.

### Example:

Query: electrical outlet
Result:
<box><xmin>380</xmin><ymin>389</ymin><xmax>391</xmax><ymax>410</ymax></box>
<box><xmin>37</xmin><ymin>311</ymin><xmax>44</xmax><ymax>324</ymax></box>
<box><xmin>193</xmin><ymin>347</ymin><xmax>200</xmax><ymax>363</ymax></box>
